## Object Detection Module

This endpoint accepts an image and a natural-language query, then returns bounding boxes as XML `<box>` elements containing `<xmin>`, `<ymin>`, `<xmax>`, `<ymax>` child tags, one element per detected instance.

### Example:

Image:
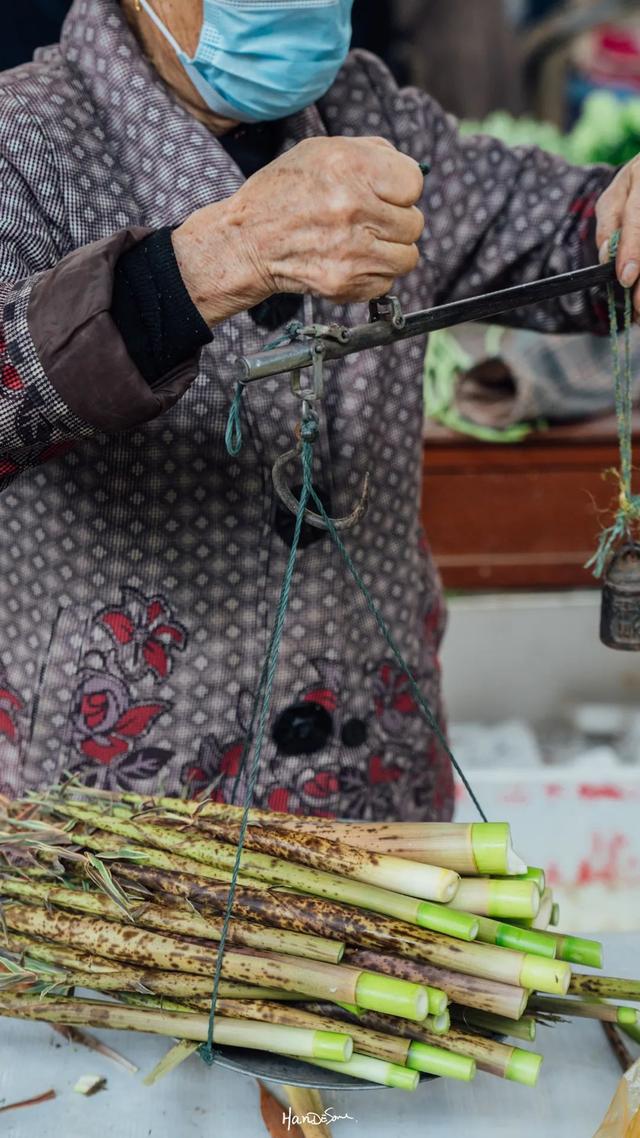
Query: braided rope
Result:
<box><xmin>587</xmin><ymin>231</ymin><xmax>638</xmax><ymax>576</ymax></box>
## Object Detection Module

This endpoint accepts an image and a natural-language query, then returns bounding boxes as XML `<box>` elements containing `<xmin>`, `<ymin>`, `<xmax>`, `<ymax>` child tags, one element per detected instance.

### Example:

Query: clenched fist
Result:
<box><xmin>172</xmin><ymin>135</ymin><xmax>425</xmax><ymax>326</ymax></box>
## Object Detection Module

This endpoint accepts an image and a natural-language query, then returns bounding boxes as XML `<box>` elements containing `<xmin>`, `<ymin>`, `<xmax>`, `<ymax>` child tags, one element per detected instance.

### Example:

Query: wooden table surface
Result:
<box><xmin>1</xmin><ymin>934</ymin><xmax>637</xmax><ymax>1138</ymax></box>
<box><xmin>422</xmin><ymin>412</ymin><xmax>640</xmax><ymax>589</ymax></box>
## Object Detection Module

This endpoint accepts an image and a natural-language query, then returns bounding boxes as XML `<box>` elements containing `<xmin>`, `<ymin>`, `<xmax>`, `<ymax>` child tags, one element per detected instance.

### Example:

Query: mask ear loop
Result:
<box><xmin>135</xmin><ymin>0</ymin><xmax>187</xmax><ymax>59</ymax></box>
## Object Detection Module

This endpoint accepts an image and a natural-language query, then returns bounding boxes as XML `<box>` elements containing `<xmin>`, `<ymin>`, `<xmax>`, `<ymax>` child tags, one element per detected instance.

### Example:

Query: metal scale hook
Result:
<box><xmin>271</xmin><ymin>335</ymin><xmax>370</xmax><ymax>531</ymax></box>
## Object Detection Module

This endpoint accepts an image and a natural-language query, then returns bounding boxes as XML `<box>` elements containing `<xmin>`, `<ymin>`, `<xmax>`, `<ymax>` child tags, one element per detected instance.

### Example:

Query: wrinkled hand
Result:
<box><xmin>596</xmin><ymin>155</ymin><xmax>640</xmax><ymax>321</ymax></box>
<box><xmin>172</xmin><ymin>136</ymin><xmax>425</xmax><ymax>326</ymax></box>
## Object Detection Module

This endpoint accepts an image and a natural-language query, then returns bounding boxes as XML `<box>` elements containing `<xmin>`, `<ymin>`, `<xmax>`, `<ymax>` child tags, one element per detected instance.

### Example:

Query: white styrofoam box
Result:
<box><xmin>440</xmin><ymin>590</ymin><xmax>640</xmax><ymax>727</ymax></box>
<box><xmin>449</xmin><ymin>720</ymin><xmax>543</xmax><ymax>769</ymax></box>
<box><xmin>454</xmin><ymin>767</ymin><xmax>640</xmax><ymax>932</ymax></box>
<box><xmin>442</xmin><ymin>590</ymin><xmax>640</xmax><ymax>929</ymax></box>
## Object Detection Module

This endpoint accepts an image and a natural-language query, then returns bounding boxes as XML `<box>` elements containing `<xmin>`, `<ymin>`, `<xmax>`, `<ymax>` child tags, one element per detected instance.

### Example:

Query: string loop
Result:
<box><xmin>225</xmin><ymin>382</ymin><xmax>245</xmax><ymax>457</ymax></box>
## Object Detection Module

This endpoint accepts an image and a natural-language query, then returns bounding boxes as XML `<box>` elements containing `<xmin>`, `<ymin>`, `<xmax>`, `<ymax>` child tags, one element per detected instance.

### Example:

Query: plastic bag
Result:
<box><xmin>594</xmin><ymin>1059</ymin><xmax>640</xmax><ymax>1138</ymax></box>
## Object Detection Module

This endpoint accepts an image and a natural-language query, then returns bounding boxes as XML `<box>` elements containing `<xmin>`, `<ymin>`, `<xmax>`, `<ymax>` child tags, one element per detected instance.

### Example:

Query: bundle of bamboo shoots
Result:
<box><xmin>0</xmin><ymin>787</ymin><xmax>636</xmax><ymax>1094</ymax></box>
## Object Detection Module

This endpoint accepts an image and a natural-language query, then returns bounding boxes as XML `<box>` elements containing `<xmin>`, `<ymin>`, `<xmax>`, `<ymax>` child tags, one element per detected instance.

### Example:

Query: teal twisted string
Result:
<box><xmin>262</xmin><ymin>320</ymin><xmax>305</xmax><ymax>352</ymax></box>
<box><xmin>587</xmin><ymin>233</ymin><xmax>639</xmax><ymax>576</ymax></box>
<box><xmin>307</xmin><ymin>484</ymin><xmax>487</xmax><ymax>823</ymax></box>
<box><xmin>224</xmin><ymin>323</ymin><xmax>306</xmax><ymax>459</ymax></box>
<box><xmin>225</xmin><ymin>382</ymin><xmax>244</xmax><ymax>457</ymax></box>
<box><xmin>199</xmin><ymin>425</ymin><xmax>316</xmax><ymax>1065</ymax></box>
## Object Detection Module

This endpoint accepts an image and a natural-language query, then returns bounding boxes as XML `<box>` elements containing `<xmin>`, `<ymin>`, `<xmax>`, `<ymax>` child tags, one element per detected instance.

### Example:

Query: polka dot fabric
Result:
<box><xmin>0</xmin><ymin>0</ymin><xmax>613</xmax><ymax>818</ymax></box>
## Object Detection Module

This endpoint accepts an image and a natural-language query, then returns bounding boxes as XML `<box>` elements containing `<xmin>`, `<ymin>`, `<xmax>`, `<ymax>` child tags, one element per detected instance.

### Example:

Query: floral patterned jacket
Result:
<box><xmin>0</xmin><ymin>0</ymin><xmax>613</xmax><ymax>819</ymax></box>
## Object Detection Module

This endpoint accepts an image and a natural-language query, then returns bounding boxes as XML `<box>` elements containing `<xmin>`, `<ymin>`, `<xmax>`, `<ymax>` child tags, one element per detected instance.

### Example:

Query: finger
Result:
<box><xmin>371</xmin><ymin>237</ymin><xmax>421</xmax><ymax>278</ymax></box>
<box><xmin>366</xmin><ymin>202</ymin><xmax>425</xmax><ymax>246</ymax></box>
<box><xmin>595</xmin><ymin>166</ymin><xmax>628</xmax><ymax>260</ymax></box>
<box><xmin>354</xmin><ymin>275</ymin><xmax>398</xmax><ymax>302</ymax></box>
<box><xmin>617</xmin><ymin>162</ymin><xmax>640</xmax><ymax>288</ymax></box>
<box><xmin>323</xmin><ymin>271</ymin><xmax>397</xmax><ymax>303</ymax></box>
<box><xmin>368</xmin><ymin>148</ymin><xmax>425</xmax><ymax>208</ymax></box>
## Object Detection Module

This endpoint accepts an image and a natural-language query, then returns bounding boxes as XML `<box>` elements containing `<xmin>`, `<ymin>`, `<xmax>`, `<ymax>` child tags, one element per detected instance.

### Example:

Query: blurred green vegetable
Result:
<box><xmin>461</xmin><ymin>90</ymin><xmax>640</xmax><ymax>167</ymax></box>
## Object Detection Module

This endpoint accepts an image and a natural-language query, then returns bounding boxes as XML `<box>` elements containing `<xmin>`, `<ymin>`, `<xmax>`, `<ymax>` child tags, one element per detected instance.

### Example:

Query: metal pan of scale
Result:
<box><xmin>211</xmin><ymin>1046</ymin><xmax>434</xmax><ymax>1090</ymax></box>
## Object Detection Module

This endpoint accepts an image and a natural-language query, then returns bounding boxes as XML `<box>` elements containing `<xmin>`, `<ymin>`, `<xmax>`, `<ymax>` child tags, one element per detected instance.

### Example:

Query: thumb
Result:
<box><xmin>595</xmin><ymin>165</ymin><xmax>630</xmax><ymax>264</ymax></box>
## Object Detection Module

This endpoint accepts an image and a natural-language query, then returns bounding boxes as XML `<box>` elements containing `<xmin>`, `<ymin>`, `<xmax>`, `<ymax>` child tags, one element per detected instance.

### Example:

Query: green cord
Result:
<box><xmin>306</xmin><ymin>485</ymin><xmax>487</xmax><ymax>823</ymax></box>
<box><xmin>225</xmin><ymin>383</ymin><xmax>244</xmax><ymax>457</ymax></box>
<box><xmin>224</xmin><ymin>321</ymin><xmax>307</xmax><ymax>460</ymax></box>
<box><xmin>199</xmin><ymin>424</ymin><xmax>315</xmax><ymax>1065</ymax></box>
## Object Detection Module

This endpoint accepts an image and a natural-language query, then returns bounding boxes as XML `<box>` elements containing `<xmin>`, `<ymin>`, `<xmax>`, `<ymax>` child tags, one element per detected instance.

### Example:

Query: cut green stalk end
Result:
<box><xmin>519</xmin><ymin>956</ymin><xmax>571</xmax><ymax>996</ymax></box>
<box><xmin>471</xmin><ymin>824</ymin><xmax>524</xmax><ymax>876</ymax></box>
<box><xmin>425</xmin><ymin>986</ymin><xmax>449</xmax><ymax>1016</ymax></box>
<box><xmin>426</xmin><ymin>1011</ymin><xmax>451</xmax><ymax>1035</ymax></box>
<box><xmin>617</xmin><ymin>1006</ymin><xmax>639</xmax><ymax>1026</ymax></box>
<box><xmin>407</xmin><ymin>1040</ymin><xmax>475</xmax><ymax>1081</ymax></box>
<box><xmin>511</xmin><ymin>868</ymin><xmax>546</xmax><ymax>893</ymax></box>
<box><xmin>415</xmin><ymin>901</ymin><xmax>478</xmax><ymax>941</ymax></box>
<box><xmin>301</xmin><ymin>1052</ymin><xmax>419</xmax><ymax>1091</ymax></box>
<box><xmin>312</xmin><ymin>1030</ymin><xmax>354</xmax><ymax>1062</ymax></box>
<box><xmin>551</xmin><ymin>934</ymin><xmax>603</xmax><ymax>970</ymax></box>
<box><xmin>620</xmin><ymin>1021</ymin><xmax>640</xmax><ymax>1047</ymax></box>
<box><xmin>354</xmin><ymin>972</ymin><xmax>428</xmax><ymax>1022</ymax></box>
<box><xmin>505</xmin><ymin>1048</ymin><xmax>543</xmax><ymax>1088</ymax></box>
<box><xmin>451</xmin><ymin>880</ymin><xmax>540</xmax><ymax>920</ymax></box>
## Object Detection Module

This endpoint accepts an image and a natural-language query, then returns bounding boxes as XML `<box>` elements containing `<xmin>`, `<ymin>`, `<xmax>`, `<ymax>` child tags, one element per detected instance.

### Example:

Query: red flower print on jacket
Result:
<box><xmin>71</xmin><ymin>671</ymin><xmax>168</xmax><ymax>765</ymax></box>
<box><xmin>0</xmin><ymin>332</ymin><xmax>24</xmax><ymax>395</ymax></box>
<box><xmin>339</xmin><ymin>748</ymin><xmax>412</xmax><ymax>820</ymax></box>
<box><xmin>0</xmin><ymin>670</ymin><xmax>24</xmax><ymax>800</ymax></box>
<box><xmin>427</xmin><ymin>736</ymin><xmax>455</xmax><ymax>819</ymax></box>
<box><xmin>0</xmin><ymin>457</ymin><xmax>19</xmax><ymax>479</ymax></box>
<box><xmin>372</xmin><ymin>662</ymin><xmax>418</xmax><ymax>737</ymax></box>
<box><xmin>96</xmin><ymin>587</ymin><xmax>187</xmax><ymax>681</ymax></box>
<box><xmin>182</xmin><ymin>733</ymin><xmax>253</xmax><ymax>805</ymax></box>
<box><xmin>0</xmin><ymin>680</ymin><xmax>23</xmax><ymax>746</ymax></box>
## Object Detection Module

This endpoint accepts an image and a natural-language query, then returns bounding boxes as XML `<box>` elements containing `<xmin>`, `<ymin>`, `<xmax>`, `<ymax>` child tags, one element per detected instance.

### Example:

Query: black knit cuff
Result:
<box><xmin>111</xmin><ymin>227</ymin><xmax>213</xmax><ymax>388</ymax></box>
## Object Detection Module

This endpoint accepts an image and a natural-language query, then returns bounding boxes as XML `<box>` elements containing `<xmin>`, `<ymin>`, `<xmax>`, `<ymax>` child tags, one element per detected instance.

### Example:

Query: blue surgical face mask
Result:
<box><xmin>137</xmin><ymin>0</ymin><xmax>353</xmax><ymax>123</ymax></box>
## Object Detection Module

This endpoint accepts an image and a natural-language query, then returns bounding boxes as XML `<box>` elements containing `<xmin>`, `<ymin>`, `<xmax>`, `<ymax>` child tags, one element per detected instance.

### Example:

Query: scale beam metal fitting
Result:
<box><xmin>235</xmin><ymin>260</ymin><xmax>617</xmax><ymax>384</ymax></box>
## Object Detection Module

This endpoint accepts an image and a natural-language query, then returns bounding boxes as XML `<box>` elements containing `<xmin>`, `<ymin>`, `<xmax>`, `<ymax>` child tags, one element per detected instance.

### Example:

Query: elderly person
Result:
<box><xmin>0</xmin><ymin>0</ymin><xmax>637</xmax><ymax>819</ymax></box>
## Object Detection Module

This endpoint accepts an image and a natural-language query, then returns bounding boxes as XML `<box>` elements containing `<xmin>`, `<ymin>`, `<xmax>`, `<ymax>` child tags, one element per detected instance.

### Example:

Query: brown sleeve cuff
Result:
<box><xmin>27</xmin><ymin>228</ymin><xmax>202</xmax><ymax>433</ymax></box>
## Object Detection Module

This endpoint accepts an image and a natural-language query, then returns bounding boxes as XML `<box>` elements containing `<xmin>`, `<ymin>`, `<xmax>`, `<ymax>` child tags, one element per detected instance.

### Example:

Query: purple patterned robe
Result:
<box><xmin>0</xmin><ymin>0</ymin><xmax>612</xmax><ymax>819</ymax></box>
